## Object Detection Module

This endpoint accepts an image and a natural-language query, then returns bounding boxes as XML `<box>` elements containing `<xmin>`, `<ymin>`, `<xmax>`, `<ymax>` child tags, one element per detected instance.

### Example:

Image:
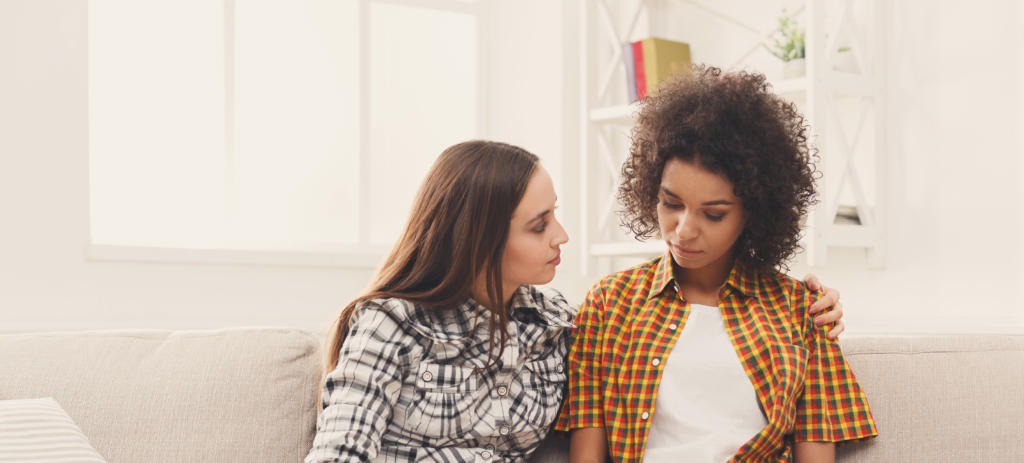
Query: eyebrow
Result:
<box><xmin>526</xmin><ymin>210</ymin><xmax>551</xmax><ymax>225</ymax></box>
<box><xmin>660</xmin><ymin>186</ymin><xmax>735</xmax><ymax>206</ymax></box>
<box><xmin>525</xmin><ymin>199</ymin><xmax>559</xmax><ymax>225</ymax></box>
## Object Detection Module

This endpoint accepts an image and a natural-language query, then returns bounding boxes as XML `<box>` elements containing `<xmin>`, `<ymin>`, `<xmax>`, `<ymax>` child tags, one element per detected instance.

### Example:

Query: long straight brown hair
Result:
<box><xmin>323</xmin><ymin>140</ymin><xmax>540</xmax><ymax>377</ymax></box>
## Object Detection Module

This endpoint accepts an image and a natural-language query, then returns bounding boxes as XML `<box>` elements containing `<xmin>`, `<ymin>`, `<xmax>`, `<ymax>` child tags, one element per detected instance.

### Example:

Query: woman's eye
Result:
<box><xmin>706</xmin><ymin>213</ymin><xmax>725</xmax><ymax>222</ymax></box>
<box><xmin>661</xmin><ymin>200</ymin><xmax>683</xmax><ymax>210</ymax></box>
<box><xmin>532</xmin><ymin>222</ymin><xmax>548</xmax><ymax>233</ymax></box>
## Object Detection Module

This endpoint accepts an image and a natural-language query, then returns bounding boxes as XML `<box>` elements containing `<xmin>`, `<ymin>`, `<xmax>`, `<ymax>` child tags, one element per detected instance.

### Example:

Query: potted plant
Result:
<box><xmin>764</xmin><ymin>10</ymin><xmax>805</xmax><ymax>78</ymax></box>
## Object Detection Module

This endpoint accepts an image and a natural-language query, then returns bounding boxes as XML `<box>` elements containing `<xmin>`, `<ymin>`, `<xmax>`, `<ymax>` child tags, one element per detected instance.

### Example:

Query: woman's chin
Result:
<box><xmin>509</xmin><ymin>272</ymin><xmax>557</xmax><ymax>288</ymax></box>
<box><xmin>536</xmin><ymin>268</ymin><xmax>558</xmax><ymax>285</ymax></box>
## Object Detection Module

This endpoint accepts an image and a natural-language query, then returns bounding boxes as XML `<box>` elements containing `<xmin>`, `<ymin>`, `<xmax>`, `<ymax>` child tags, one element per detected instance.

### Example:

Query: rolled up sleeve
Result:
<box><xmin>793</xmin><ymin>288</ymin><xmax>878</xmax><ymax>444</ymax></box>
<box><xmin>554</xmin><ymin>286</ymin><xmax>606</xmax><ymax>431</ymax></box>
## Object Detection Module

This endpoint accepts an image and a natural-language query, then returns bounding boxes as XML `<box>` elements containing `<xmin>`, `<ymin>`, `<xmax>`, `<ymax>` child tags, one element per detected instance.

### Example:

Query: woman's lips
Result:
<box><xmin>672</xmin><ymin>244</ymin><xmax>703</xmax><ymax>258</ymax></box>
<box><xmin>548</xmin><ymin>253</ymin><xmax>561</xmax><ymax>265</ymax></box>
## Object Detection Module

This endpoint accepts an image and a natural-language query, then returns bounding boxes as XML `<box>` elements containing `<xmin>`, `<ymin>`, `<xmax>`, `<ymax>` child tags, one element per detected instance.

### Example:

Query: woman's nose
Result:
<box><xmin>676</xmin><ymin>212</ymin><xmax>698</xmax><ymax>240</ymax></box>
<box><xmin>552</xmin><ymin>219</ymin><xmax>569</xmax><ymax>246</ymax></box>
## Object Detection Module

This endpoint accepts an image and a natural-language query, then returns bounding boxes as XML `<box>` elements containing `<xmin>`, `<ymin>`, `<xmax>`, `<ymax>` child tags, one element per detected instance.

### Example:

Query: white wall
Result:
<box><xmin>2</xmin><ymin>0</ymin><xmax>1022</xmax><ymax>335</ymax></box>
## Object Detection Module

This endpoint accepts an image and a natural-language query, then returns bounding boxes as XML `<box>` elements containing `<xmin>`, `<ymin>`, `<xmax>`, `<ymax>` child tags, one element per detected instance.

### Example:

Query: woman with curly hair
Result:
<box><xmin>555</xmin><ymin>66</ymin><xmax>877</xmax><ymax>462</ymax></box>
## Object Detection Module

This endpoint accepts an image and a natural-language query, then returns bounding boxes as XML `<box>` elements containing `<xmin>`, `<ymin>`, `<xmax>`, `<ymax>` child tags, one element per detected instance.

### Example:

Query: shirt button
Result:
<box><xmin>496</xmin><ymin>385</ymin><xmax>509</xmax><ymax>396</ymax></box>
<box><xmin>421</xmin><ymin>371</ymin><xmax>433</xmax><ymax>382</ymax></box>
<box><xmin>481</xmin><ymin>451</ymin><xmax>493</xmax><ymax>459</ymax></box>
<box><xmin>651</xmin><ymin>358</ymin><xmax>660</xmax><ymax>366</ymax></box>
<box><xmin>555</xmin><ymin>364</ymin><xmax>564</xmax><ymax>373</ymax></box>
<box><xmin>669</xmin><ymin>323</ymin><xmax>678</xmax><ymax>330</ymax></box>
<box><xmin>499</xmin><ymin>425</ymin><xmax>511</xmax><ymax>435</ymax></box>
<box><xmin>641</xmin><ymin>411</ymin><xmax>650</xmax><ymax>420</ymax></box>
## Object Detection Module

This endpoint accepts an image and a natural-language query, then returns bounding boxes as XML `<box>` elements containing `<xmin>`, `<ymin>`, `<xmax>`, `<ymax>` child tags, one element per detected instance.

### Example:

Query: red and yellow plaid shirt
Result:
<box><xmin>554</xmin><ymin>254</ymin><xmax>877</xmax><ymax>462</ymax></box>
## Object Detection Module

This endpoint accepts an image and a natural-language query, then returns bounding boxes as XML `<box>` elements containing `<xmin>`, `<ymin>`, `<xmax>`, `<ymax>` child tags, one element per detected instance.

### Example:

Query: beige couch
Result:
<box><xmin>2</xmin><ymin>328</ymin><xmax>1022</xmax><ymax>462</ymax></box>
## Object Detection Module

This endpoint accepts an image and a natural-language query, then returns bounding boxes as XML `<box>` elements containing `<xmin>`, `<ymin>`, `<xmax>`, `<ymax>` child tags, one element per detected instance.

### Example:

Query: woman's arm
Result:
<box><xmin>795</xmin><ymin>442</ymin><xmax>835</xmax><ymax>463</ymax></box>
<box><xmin>569</xmin><ymin>427</ymin><xmax>608</xmax><ymax>463</ymax></box>
<box><xmin>306</xmin><ymin>304</ymin><xmax>409</xmax><ymax>463</ymax></box>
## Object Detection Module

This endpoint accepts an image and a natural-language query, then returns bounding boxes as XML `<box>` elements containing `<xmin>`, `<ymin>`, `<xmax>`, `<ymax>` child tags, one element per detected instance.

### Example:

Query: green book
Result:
<box><xmin>641</xmin><ymin>37</ymin><xmax>692</xmax><ymax>96</ymax></box>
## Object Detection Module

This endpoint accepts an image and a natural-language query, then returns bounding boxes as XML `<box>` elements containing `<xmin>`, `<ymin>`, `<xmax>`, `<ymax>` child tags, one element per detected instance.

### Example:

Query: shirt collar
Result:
<box><xmin>406</xmin><ymin>285</ymin><xmax>573</xmax><ymax>345</ymax></box>
<box><xmin>647</xmin><ymin>252</ymin><xmax>762</xmax><ymax>301</ymax></box>
<box><xmin>647</xmin><ymin>252</ymin><xmax>678</xmax><ymax>300</ymax></box>
<box><xmin>509</xmin><ymin>285</ymin><xmax>575</xmax><ymax>329</ymax></box>
<box><xmin>722</xmin><ymin>260</ymin><xmax>763</xmax><ymax>298</ymax></box>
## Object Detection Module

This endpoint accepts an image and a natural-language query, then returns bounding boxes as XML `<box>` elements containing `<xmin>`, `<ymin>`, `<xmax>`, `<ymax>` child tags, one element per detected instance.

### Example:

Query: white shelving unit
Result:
<box><xmin>578</xmin><ymin>0</ymin><xmax>887</xmax><ymax>275</ymax></box>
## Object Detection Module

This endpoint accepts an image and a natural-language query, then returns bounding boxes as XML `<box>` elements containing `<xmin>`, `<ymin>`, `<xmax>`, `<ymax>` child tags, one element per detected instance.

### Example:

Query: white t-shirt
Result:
<box><xmin>643</xmin><ymin>303</ymin><xmax>769</xmax><ymax>463</ymax></box>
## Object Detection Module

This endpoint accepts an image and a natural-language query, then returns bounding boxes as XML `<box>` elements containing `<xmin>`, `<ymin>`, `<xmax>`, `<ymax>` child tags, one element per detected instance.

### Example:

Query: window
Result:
<box><xmin>88</xmin><ymin>0</ymin><xmax>483</xmax><ymax>264</ymax></box>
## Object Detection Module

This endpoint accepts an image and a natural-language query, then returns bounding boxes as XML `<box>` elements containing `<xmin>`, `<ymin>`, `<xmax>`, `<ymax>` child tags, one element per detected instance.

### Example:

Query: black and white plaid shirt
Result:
<box><xmin>306</xmin><ymin>285</ymin><xmax>575</xmax><ymax>463</ymax></box>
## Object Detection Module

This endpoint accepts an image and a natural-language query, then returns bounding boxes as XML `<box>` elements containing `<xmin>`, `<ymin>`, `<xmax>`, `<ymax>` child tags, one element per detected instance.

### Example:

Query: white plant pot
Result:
<box><xmin>782</xmin><ymin>58</ymin><xmax>806</xmax><ymax>79</ymax></box>
<box><xmin>834</xmin><ymin>50</ymin><xmax>859</xmax><ymax>73</ymax></box>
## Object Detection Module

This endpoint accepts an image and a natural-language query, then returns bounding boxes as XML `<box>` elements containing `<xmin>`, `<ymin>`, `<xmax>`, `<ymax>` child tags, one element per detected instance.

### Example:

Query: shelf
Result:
<box><xmin>772</xmin><ymin>71</ymin><xmax>872</xmax><ymax>95</ymax></box>
<box><xmin>589</xmin><ymin>240</ymin><xmax>666</xmax><ymax>257</ymax></box>
<box><xmin>772</xmin><ymin>77</ymin><xmax>808</xmax><ymax>94</ymax></box>
<box><xmin>589</xmin><ymin>104</ymin><xmax>638</xmax><ymax>124</ymax></box>
<box><xmin>821</xmin><ymin>224</ymin><xmax>881</xmax><ymax>248</ymax></box>
<box><xmin>827</xmin><ymin>70</ymin><xmax>873</xmax><ymax>96</ymax></box>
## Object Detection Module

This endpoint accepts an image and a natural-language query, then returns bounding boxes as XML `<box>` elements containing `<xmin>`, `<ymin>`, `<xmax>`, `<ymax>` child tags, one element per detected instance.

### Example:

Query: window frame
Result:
<box><xmin>85</xmin><ymin>0</ymin><xmax>490</xmax><ymax>268</ymax></box>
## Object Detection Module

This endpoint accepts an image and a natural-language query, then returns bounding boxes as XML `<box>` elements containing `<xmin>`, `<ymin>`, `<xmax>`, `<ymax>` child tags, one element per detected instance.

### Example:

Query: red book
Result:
<box><xmin>632</xmin><ymin>40</ymin><xmax>647</xmax><ymax>100</ymax></box>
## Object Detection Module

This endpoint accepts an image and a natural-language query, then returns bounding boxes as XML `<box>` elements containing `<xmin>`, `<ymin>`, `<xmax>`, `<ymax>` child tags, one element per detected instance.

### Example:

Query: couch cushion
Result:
<box><xmin>837</xmin><ymin>335</ymin><xmax>1024</xmax><ymax>462</ymax></box>
<box><xmin>5</xmin><ymin>331</ymin><xmax>1021</xmax><ymax>462</ymax></box>
<box><xmin>0</xmin><ymin>328</ymin><xmax>322</xmax><ymax>463</ymax></box>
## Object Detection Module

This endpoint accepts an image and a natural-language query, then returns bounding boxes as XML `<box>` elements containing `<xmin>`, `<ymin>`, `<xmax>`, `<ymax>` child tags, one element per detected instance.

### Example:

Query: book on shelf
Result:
<box><xmin>632</xmin><ymin>40</ymin><xmax>647</xmax><ymax>100</ymax></box>
<box><xmin>625</xmin><ymin>37</ymin><xmax>692</xmax><ymax>102</ymax></box>
<box><xmin>622</xmin><ymin>42</ymin><xmax>637</xmax><ymax>103</ymax></box>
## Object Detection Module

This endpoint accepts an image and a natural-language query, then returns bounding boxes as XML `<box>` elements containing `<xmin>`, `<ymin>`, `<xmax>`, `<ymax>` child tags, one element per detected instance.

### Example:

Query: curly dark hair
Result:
<box><xmin>618</xmin><ymin>64</ymin><xmax>819</xmax><ymax>271</ymax></box>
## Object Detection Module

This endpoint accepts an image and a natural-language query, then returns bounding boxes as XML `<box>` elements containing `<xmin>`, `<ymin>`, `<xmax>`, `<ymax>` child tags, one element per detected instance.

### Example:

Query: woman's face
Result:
<box><xmin>657</xmin><ymin>158</ymin><xmax>746</xmax><ymax>273</ymax></box>
<box><xmin>502</xmin><ymin>167</ymin><xmax>569</xmax><ymax>288</ymax></box>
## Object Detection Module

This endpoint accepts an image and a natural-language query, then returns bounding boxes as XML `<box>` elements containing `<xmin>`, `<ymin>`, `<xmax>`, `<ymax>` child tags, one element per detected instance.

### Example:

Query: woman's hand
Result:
<box><xmin>803</xmin><ymin>274</ymin><xmax>845</xmax><ymax>340</ymax></box>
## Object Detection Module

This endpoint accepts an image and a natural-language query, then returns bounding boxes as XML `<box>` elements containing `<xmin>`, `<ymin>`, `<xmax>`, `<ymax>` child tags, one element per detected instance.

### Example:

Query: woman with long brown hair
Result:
<box><xmin>305</xmin><ymin>140</ymin><xmax>845</xmax><ymax>463</ymax></box>
<box><xmin>306</xmin><ymin>140</ymin><xmax>573</xmax><ymax>463</ymax></box>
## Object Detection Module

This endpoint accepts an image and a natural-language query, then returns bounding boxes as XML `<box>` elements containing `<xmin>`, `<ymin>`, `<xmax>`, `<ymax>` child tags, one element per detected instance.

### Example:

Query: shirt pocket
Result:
<box><xmin>520</xmin><ymin>356</ymin><xmax>568</xmax><ymax>427</ymax></box>
<box><xmin>405</xmin><ymin>362</ymin><xmax>486</xmax><ymax>438</ymax></box>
